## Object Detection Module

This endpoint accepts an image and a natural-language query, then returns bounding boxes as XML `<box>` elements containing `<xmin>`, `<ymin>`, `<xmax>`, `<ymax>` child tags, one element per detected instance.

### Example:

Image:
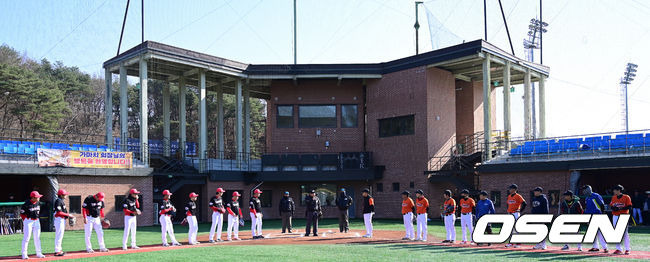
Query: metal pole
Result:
<box><xmin>141</xmin><ymin>0</ymin><xmax>144</xmax><ymax>43</ymax></box>
<box><xmin>293</xmin><ymin>0</ymin><xmax>297</xmax><ymax>64</ymax></box>
<box><xmin>539</xmin><ymin>0</ymin><xmax>544</xmax><ymax>64</ymax></box>
<box><xmin>483</xmin><ymin>0</ymin><xmax>487</xmax><ymax>41</ymax></box>
<box><xmin>117</xmin><ymin>0</ymin><xmax>130</xmax><ymax>55</ymax></box>
<box><xmin>415</xmin><ymin>2</ymin><xmax>422</xmax><ymax>54</ymax></box>
<box><xmin>498</xmin><ymin>0</ymin><xmax>515</xmax><ymax>55</ymax></box>
<box><xmin>625</xmin><ymin>82</ymin><xmax>629</xmax><ymax>133</ymax></box>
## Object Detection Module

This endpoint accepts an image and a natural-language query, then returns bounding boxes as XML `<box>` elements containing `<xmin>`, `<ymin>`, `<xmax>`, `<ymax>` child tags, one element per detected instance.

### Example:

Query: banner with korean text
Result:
<box><xmin>37</xmin><ymin>148</ymin><xmax>132</xmax><ymax>169</ymax></box>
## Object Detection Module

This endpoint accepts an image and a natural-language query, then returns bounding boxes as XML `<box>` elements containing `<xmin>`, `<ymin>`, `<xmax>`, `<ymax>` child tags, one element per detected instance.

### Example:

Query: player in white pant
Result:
<box><xmin>83</xmin><ymin>192</ymin><xmax>108</xmax><ymax>253</ymax></box>
<box><xmin>414</xmin><ymin>190</ymin><xmax>430</xmax><ymax>241</ymax></box>
<box><xmin>226</xmin><ymin>191</ymin><xmax>243</xmax><ymax>240</ymax></box>
<box><xmin>458</xmin><ymin>189</ymin><xmax>476</xmax><ymax>244</ymax></box>
<box><xmin>442</xmin><ymin>190</ymin><xmax>456</xmax><ymax>243</ymax></box>
<box><xmin>209</xmin><ymin>188</ymin><xmax>226</xmax><ymax>242</ymax></box>
<box><xmin>53</xmin><ymin>189</ymin><xmax>74</xmax><ymax>256</ymax></box>
<box><xmin>400</xmin><ymin>191</ymin><xmax>415</xmax><ymax>240</ymax></box>
<box><xmin>158</xmin><ymin>190</ymin><xmax>180</xmax><ymax>246</ymax></box>
<box><xmin>21</xmin><ymin>191</ymin><xmax>45</xmax><ymax>259</ymax></box>
<box><xmin>185</xmin><ymin>192</ymin><xmax>200</xmax><ymax>245</ymax></box>
<box><xmin>610</xmin><ymin>185</ymin><xmax>632</xmax><ymax>255</ymax></box>
<box><xmin>122</xmin><ymin>188</ymin><xmax>141</xmax><ymax>250</ymax></box>
<box><xmin>362</xmin><ymin>189</ymin><xmax>375</xmax><ymax>238</ymax></box>
<box><xmin>250</xmin><ymin>189</ymin><xmax>264</xmax><ymax>239</ymax></box>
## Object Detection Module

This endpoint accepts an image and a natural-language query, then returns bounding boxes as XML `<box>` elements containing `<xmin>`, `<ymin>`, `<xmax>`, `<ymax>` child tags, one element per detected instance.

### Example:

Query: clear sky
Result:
<box><xmin>1</xmin><ymin>0</ymin><xmax>649</xmax><ymax>138</ymax></box>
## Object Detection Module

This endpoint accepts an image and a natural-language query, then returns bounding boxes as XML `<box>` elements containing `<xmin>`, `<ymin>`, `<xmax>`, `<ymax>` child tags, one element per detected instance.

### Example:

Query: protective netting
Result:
<box><xmin>424</xmin><ymin>6</ymin><xmax>464</xmax><ymax>50</ymax></box>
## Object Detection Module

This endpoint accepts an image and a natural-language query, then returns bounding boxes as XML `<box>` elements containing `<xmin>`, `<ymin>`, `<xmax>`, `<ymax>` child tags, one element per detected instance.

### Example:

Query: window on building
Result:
<box><xmin>298</xmin><ymin>105</ymin><xmax>337</xmax><ymax>128</ymax></box>
<box><xmin>68</xmin><ymin>195</ymin><xmax>81</xmax><ymax>213</ymax></box>
<box><xmin>277</xmin><ymin>105</ymin><xmax>294</xmax><ymax>128</ymax></box>
<box><xmin>300</xmin><ymin>184</ymin><xmax>337</xmax><ymax>207</ymax></box>
<box><xmin>259</xmin><ymin>190</ymin><xmax>272</xmax><ymax>207</ymax></box>
<box><xmin>392</xmin><ymin>183</ymin><xmax>400</xmax><ymax>192</ymax></box>
<box><xmin>115</xmin><ymin>195</ymin><xmax>126</xmax><ymax>212</ymax></box>
<box><xmin>548</xmin><ymin>190</ymin><xmax>561</xmax><ymax>207</ymax></box>
<box><xmin>378</xmin><ymin>115</ymin><xmax>415</xmax><ymax>137</ymax></box>
<box><xmin>376</xmin><ymin>183</ymin><xmax>383</xmax><ymax>192</ymax></box>
<box><xmin>341</xmin><ymin>104</ymin><xmax>358</xmax><ymax>128</ymax></box>
<box><xmin>409</xmin><ymin>182</ymin><xmax>415</xmax><ymax>189</ymax></box>
<box><xmin>490</xmin><ymin>191</ymin><xmax>501</xmax><ymax>207</ymax></box>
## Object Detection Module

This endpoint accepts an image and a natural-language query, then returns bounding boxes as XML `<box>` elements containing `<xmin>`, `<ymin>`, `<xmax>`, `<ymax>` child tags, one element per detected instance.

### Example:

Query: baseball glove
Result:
<box><xmin>101</xmin><ymin>219</ymin><xmax>111</xmax><ymax>229</ymax></box>
<box><xmin>68</xmin><ymin>216</ymin><xmax>76</xmax><ymax>227</ymax></box>
<box><xmin>239</xmin><ymin>218</ymin><xmax>245</xmax><ymax>227</ymax></box>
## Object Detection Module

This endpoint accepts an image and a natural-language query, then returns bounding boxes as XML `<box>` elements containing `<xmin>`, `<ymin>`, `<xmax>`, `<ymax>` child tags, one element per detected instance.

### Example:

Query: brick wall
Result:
<box><xmin>478</xmin><ymin>171</ymin><xmax>570</xmax><ymax>214</ymax></box>
<box><xmin>57</xmin><ymin>175</ymin><xmax>154</xmax><ymax>230</ymax></box>
<box><xmin>266</xmin><ymin>79</ymin><xmax>364</xmax><ymax>153</ymax></box>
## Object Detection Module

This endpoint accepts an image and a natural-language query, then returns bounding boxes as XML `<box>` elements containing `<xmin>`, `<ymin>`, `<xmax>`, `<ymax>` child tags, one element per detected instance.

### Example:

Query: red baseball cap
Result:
<box><xmin>253</xmin><ymin>189</ymin><xmax>263</xmax><ymax>194</ymax></box>
<box><xmin>216</xmin><ymin>188</ymin><xmax>226</xmax><ymax>193</ymax></box>
<box><xmin>189</xmin><ymin>192</ymin><xmax>199</xmax><ymax>198</ymax></box>
<box><xmin>232</xmin><ymin>191</ymin><xmax>241</xmax><ymax>197</ymax></box>
<box><xmin>162</xmin><ymin>190</ymin><xmax>172</xmax><ymax>196</ymax></box>
<box><xmin>30</xmin><ymin>191</ymin><xmax>43</xmax><ymax>198</ymax></box>
<box><xmin>129</xmin><ymin>188</ymin><xmax>141</xmax><ymax>194</ymax></box>
<box><xmin>95</xmin><ymin>192</ymin><xmax>105</xmax><ymax>201</ymax></box>
<box><xmin>57</xmin><ymin>189</ymin><xmax>69</xmax><ymax>196</ymax></box>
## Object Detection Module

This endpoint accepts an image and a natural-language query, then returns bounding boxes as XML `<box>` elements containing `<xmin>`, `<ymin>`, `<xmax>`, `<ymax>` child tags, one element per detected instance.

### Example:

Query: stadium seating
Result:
<box><xmin>509</xmin><ymin>132</ymin><xmax>648</xmax><ymax>157</ymax></box>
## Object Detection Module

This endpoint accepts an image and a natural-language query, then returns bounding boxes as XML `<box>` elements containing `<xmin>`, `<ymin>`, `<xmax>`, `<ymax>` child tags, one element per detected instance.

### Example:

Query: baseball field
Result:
<box><xmin>2</xmin><ymin>219</ymin><xmax>649</xmax><ymax>261</ymax></box>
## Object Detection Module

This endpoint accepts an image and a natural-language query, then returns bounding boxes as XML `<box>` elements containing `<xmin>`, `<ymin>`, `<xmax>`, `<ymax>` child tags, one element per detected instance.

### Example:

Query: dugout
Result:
<box><xmin>0</xmin><ymin>175</ymin><xmax>56</xmax><ymax>233</ymax></box>
<box><xmin>577</xmin><ymin>167</ymin><xmax>650</xmax><ymax>200</ymax></box>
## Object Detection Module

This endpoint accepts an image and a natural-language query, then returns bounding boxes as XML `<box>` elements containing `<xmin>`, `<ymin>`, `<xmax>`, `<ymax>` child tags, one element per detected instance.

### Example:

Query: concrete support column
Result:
<box><xmin>235</xmin><ymin>80</ymin><xmax>243</xmax><ymax>164</ymax></box>
<box><xmin>162</xmin><ymin>81</ymin><xmax>171</xmax><ymax>157</ymax></box>
<box><xmin>503</xmin><ymin>61</ymin><xmax>511</xmax><ymax>150</ymax></box>
<box><xmin>104</xmin><ymin>69</ymin><xmax>113</xmax><ymax>148</ymax></box>
<box><xmin>524</xmin><ymin>68</ymin><xmax>532</xmax><ymax>140</ymax></box>
<box><xmin>199</xmin><ymin>70</ymin><xmax>207</xmax><ymax>162</ymax></box>
<box><xmin>119</xmin><ymin>65</ymin><xmax>128</xmax><ymax>150</ymax></box>
<box><xmin>244</xmin><ymin>83</ymin><xmax>251</xmax><ymax>157</ymax></box>
<box><xmin>482</xmin><ymin>54</ymin><xmax>492</xmax><ymax>160</ymax></box>
<box><xmin>139</xmin><ymin>58</ymin><xmax>148</xmax><ymax>166</ymax></box>
<box><xmin>178</xmin><ymin>76</ymin><xmax>187</xmax><ymax>159</ymax></box>
<box><xmin>217</xmin><ymin>84</ymin><xmax>224</xmax><ymax>158</ymax></box>
<box><xmin>538</xmin><ymin>76</ymin><xmax>547</xmax><ymax>138</ymax></box>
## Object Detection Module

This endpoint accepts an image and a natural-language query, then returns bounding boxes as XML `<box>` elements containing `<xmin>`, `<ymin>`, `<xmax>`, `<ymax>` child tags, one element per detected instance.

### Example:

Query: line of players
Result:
<box><xmin>398</xmin><ymin>184</ymin><xmax>634</xmax><ymax>255</ymax></box>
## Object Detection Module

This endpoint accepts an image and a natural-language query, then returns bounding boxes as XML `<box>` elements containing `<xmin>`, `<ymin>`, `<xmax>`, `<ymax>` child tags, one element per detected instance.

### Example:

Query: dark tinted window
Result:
<box><xmin>392</xmin><ymin>183</ymin><xmax>400</xmax><ymax>192</ymax></box>
<box><xmin>341</xmin><ymin>105</ymin><xmax>358</xmax><ymax>128</ymax></box>
<box><xmin>490</xmin><ymin>191</ymin><xmax>501</xmax><ymax>207</ymax></box>
<box><xmin>299</xmin><ymin>105</ymin><xmax>336</xmax><ymax>128</ymax></box>
<box><xmin>277</xmin><ymin>105</ymin><xmax>294</xmax><ymax>128</ymax></box>
<box><xmin>115</xmin><ymin>195</ymin><xmax>126</xmax><ymax>212</ymax></box>
<box><xmin>69</xmin><ymin>196</ymin><xmax>81</xmax><ymax>213</ymax></box>
<box><xmin>259</xmin><ymin>190</ymin><xmax>272</xmax><ymax>207</ymax></box>
<box><xmin>378</xmin><ymin>115</ymin><xmax>415</xmax><ymax>137</ymax></box>
<box><xmin>376</xmin><ymin>183</ymin><xmax>383</xmax><ymax>192</ymax></box>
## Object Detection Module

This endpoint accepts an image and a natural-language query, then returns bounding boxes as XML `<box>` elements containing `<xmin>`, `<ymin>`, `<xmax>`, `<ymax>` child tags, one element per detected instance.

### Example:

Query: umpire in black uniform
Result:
<box><xmin>279</xmin><ymin>191</ymin><xmax>295</xmax><ymax>233</ymax></box>
<box><xmin>304</xmin><ymin>189</ymin><xmax>322</xmax><ymax>237</ymax></box>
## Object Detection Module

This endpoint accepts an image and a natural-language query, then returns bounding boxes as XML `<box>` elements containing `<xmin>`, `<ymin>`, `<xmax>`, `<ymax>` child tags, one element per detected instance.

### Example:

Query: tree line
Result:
<box><xmin>0</xmin><ymin>44</ymin><xmax>266</xmax><ymax>156</ymax></box>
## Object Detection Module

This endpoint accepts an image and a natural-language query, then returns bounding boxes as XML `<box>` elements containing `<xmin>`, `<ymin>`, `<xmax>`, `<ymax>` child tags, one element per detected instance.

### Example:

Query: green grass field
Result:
<box><xmin>2</xmin><ymin>218</ymin><xmax>649</xmax><ymax>261</ymax></box>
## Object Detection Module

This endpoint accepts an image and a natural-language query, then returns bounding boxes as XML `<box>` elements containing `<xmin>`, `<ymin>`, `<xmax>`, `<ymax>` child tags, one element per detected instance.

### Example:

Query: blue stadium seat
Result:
<box><xmin>4</xmin><ymin>146</ymin><xmax>17</xmax><ymax>154</ymax></box>
<box><xmin>24</xmin><ymin>147</ymin><xmax>35</xmax><ymax>155</ymax></box>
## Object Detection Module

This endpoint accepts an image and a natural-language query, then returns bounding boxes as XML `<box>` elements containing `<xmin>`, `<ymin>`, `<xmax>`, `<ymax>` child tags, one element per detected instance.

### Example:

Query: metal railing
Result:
<box><xmin>487</xmin><ymin>129</ymin><xmax>650</xmax><ymax>163</ymax></box>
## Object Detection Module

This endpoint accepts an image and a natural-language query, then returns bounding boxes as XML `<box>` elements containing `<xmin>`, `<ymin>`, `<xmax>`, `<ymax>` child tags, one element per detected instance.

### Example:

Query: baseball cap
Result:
<box><xmin>189</xmin><ymin>192</ymin><xmax>199</xmax><ymax>198</ymax></box>
<box><xmin>253</xmin><ymin>189</ymin><xmax>263</xmax><ymax>194</ymax></box>
<box><xmin>479</xmin><ymin>191</ymin><xmax>488</xmax><ymax>196</ymax></box>
<box><xmin>309</xmin><ymin>189</ymin><xmax>316</xmax><ymax>194</ymax></box>
<box><xmin>563</xmin><ymin>190</ymin><xmax>574</xmax><ymax>196</ymax></box>
<box><xmin>232</xmin><ymin>191</ymin><xmax>241</xmax><ymax>197</ymax></box>
<box><xmin>362</xmin><ymin>188</ymin><xmax>370</xmax><ymax>193</ymax></box>
<box><xmin>508</xmin><ymin>184</ymin><xmax>518</xmax><ymax>189</ymax></box>
<box><xmin>612</xmin><ymin>184</ymin><xmax>624</xmax><ymax>191</ymax></box>
<box><xmin>533</xmin><ymin>187</ymin><xmax>543</xmax><ymax>192</ymax></box>
<box><xmin>460</xmin><ymin>189</ymin><xmax>469</xmax><ymax>195</ymax></box>
<box><xmin>401</xmin><ymin>191</ymin><xmax>410</xmax><ymax>196</ymax></box>
<box><xmin>162</xmin><ymin>190</ymin><xmax>172</xmax><ymax>196</ymax></box>
<box><xmin>216</xmin><ymin>188</ymin><xmax>226</xmax><ymax>193</ymax></box>
<box><xmin>415</xmin><ymin>189</ymin><xmax>424</xmax><ymax>195</ymax></box>
<box><xmin>129</xmin><ymin>188</ymin><xmax>140</xmax><ymax>194</ymax></box>
<box><xmin>95</xmin><ymin>192</ymin><xmax>105</xmax><ymax>201</ymax></box>
<box><xmin>57</xmin><ymin>189</ymin><xmax>69</xmax><ymax>196</ymax></box>
<box><xmin>444</xmin><ymin>190</ymin><xmax>452</xmax><ymax>196</ymax></box>
<box><xmin>340</xmin><ymin>188</ymin><xmax>346</xmax><ymax>192</ymax></box>
<box><xmin>30</xmin><ymin>191</ymin><xmax>43</xmax><ymax>198</ymax></box>
<box><xmin>284</xmin><ymin>191</ymin><xmax>290</xmax><ymax>195</ymax></box>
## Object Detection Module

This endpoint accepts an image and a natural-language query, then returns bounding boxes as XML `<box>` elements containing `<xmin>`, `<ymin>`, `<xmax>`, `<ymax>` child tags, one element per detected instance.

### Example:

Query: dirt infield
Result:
<box><xmin>2</xmin><ymin>229</ymin><xmax>649</xmax><ymax>261</ymax></box>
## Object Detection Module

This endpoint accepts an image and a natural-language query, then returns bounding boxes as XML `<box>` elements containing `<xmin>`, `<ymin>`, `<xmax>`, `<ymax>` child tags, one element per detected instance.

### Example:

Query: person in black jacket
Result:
<box><xmin>632</xmin><ymin>191</ymin><xmax>644</xmax><ymax>225</ymax></box>
<box><xmin>336</xmin><ymin>188</ymin><xmax>353</xmax><ymax>233</ymax></box>
<box><xmin>304</xmin><ymin>190</ymin><xmax>322</xmax><ymax>237</ymax></box>
<box><xmin>279</xmin><ymin>191</ymin><xmax>295</xmax><ymax>233</ymax></box>
<box><xmin>530</xmin><ymin>187</ymin><xmax>549</xmax><ymax>250</ymax></box>
<box><xmin>560</xmin><ymin>190</ymin><xmax>583</xmax><ymax>251</ymax></box>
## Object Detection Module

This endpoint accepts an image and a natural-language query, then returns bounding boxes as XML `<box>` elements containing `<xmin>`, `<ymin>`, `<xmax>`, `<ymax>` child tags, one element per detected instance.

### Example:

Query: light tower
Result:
<box><xmin>414</xmin><ymin>1</ymin><xmax>424</xmax><ymax>54</ymax></box>
<box><xmin>523</xmin><ymin>18</ymin><xmax>548</xmax><ymax>139</ymax></box>
<box><xmin>620</xmin><ymin>63</ymin><xmax>638</xmax><ymax>133</ymax></box>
